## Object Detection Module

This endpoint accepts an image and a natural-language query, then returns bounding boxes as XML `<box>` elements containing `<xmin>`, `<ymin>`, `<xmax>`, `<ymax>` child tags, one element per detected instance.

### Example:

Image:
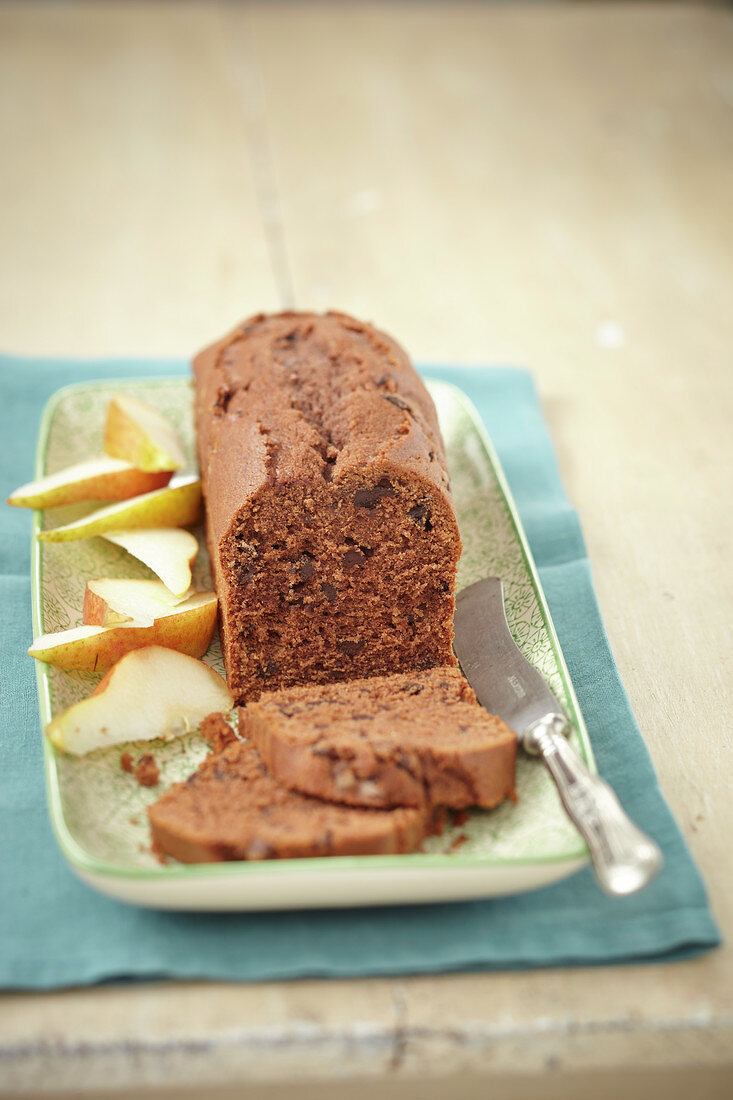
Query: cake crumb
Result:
<box><xmin>201</xmin><ymin>711</ymin><xmax>238</xmax><ymax>753</ymax></box>
<box><xmin>428</xmin><ymin>807</ymin><xmax>449</xmax><ymax>837</ymax></box>
<box><xmin>151</xmin><ymin>840</ymin><xmax>171</xmax><ymax>865</ymax></box>
<box><xmin>451</xmin><ymin>833</ymin><xmax>469</xmax><ymax>851</ymax></box>
<box><xmin>120</xmin><ymin>752</ymin><xmax>134</xmax><ymax>774</ymax></box>
<box><xmin>134</xmin><ymin>754</ymin><xmax>160</xmax><ymax>788</ymax></box>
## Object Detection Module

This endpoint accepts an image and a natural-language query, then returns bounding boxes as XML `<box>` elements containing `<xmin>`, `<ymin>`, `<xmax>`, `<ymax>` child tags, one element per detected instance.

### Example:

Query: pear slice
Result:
<box><xmin>29</xmin><ymin>590</ymin><xmax>218</xmax><ymax>671</ymax></box>
<box><xmin>104</xmin><ymin>393</ymin><xmax>186</xmax><ymax>472</ymax></box>
<box><xmin>83</xmin><ymin>578</ymin><xmax>194</xmax><ymax>627</ymax></box>
<box><xmin>46</xmin><ymin>646</ymin><xmax>233</xmax><ymax>755</ymax></box>
<box><xmin>7</xmin><ymin>456</ymin><xmax>172</xmax><ymax>509</ymax></box>
<box><xmin>101</xmin><ymin>528</ymin><xmax>198</xmax><ymax>597</ymax></box>
<box><xmin>37</xmin><ymin>476</ymin><xmax>201</xmax><ymax>543</ymax></box>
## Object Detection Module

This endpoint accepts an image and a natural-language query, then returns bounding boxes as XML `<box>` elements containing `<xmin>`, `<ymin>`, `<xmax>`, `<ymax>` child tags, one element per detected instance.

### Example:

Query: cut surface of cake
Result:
<box><xmin>193</xmin><ymin>311</ymin><xmax>461</xmax><ymax>704</ymax></box>
<box><xmin>148</xmin><ymin>717</ymin><xmax>430</xmax><ymax>863</ymax></box>
<box><xmin>241</xmin><ymin>667</ymin><xmax>517</xmax><ymax>810</ymax></box>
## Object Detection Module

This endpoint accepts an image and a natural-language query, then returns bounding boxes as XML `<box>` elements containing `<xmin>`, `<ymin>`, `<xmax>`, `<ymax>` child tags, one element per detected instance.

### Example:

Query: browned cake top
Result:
<box><xmin>245</xmin><ymin>666</ymin><xmax>510</xmax><ymax>753</ymax></box>
<box><xmin>192</xmin><ymin>310</ymin><xmax>453</xmax><ymax>548</ymax></box>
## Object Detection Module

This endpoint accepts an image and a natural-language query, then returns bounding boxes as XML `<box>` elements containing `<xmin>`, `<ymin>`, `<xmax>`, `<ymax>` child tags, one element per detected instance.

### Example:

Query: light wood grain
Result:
<box><xmin>0</xmin><ymin>0</ymin><xmax>280</xmax><ymax>357</ymax></box>
<box><xmin>243</xmin><ymin>0</ymin><xmax>733</xmax><ymax>919</ymax></box>
<box><xmin>1</xmin><ymin>1</ymin><xmax>732</xmax><ymax>1097</ymax></box>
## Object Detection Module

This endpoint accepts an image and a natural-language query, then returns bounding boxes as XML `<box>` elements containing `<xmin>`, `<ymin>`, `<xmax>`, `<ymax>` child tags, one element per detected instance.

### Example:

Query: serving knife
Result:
<box><xmin>453</xmin><ymin>577</ymin><xmax>662</xmax><ymax>896</ymax></box>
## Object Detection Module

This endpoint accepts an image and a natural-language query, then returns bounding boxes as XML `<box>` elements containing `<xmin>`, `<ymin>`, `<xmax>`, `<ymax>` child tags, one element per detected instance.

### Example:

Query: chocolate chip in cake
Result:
<box><xmin>291</xmin><ymin>553</ymin><xmax>315</xmax><ymax>582</ymax></box>
<box><xmin>256</xmin><ymin>661</ymin><xmax>280</xmax><ymax>680</ymax></box>
<box><xmin>343</xmin><ymin>548</ymin><xmax>367</xmax><ymax>568</ymax></box>
<box><xmin>321</xmin><ymin>582</ymin><xmax>338</xmax><ymax>603</ymax></box>
<box><xmin>408</xmin><ymin>502</ymin><xmax>433</xmax><ymax>531</ymax></box>
<box><xmin>384</xmin><ymin>394</ymin><xmax>414</xmax><ymax>418</ymax></box>
<box><xmin>353</xmin><ymin>479</ymin><xmax>396</xmax><ymax>509</ymax></box>
<box><xmin>215</xmin><ymin>385</ymin><xmax>234</xmax><ymax>414</ymax></box>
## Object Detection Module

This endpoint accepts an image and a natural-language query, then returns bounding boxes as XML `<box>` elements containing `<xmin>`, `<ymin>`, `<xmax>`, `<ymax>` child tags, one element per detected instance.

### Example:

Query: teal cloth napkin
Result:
<box><xmin>0</xmin><ymin>355</ymin><xmax>720</xmax><ymax>990</ymax></box>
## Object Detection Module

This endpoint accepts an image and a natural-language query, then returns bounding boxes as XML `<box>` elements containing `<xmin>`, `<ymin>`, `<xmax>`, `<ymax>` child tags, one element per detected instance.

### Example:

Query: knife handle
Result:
<box><xmin>525</xmin><ymin>716</ymin><xmax>663</xmax><ymax>896</ymax></box>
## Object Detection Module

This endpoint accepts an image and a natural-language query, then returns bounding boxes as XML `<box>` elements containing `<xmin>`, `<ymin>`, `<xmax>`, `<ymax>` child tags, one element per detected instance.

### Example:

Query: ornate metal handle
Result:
<box><xmin>524</xmin><ymin>715</ymin><xmax>663</xmax><ymax>896</ymax></box>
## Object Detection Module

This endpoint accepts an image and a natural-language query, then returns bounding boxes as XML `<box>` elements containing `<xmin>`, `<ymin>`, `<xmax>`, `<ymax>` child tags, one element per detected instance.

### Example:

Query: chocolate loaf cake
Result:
<box><xmin>241</xmin><ymin>667</ymin><xmax>517</xmax><ymax>810</ymax></box>
<box><xmin>148</xmin><ymin>717</ymin><xmax>429</xmax><ymax>862</ymax></box>
<box><xmin>193</xmin><ymin>311</ymin><xmax>461</xmax><ymax>703</ymax></box>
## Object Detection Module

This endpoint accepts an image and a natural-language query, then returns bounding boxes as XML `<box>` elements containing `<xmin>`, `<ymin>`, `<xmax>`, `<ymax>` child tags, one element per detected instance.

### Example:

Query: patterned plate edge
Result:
<box><xmin>429</xmin><ymin>379</ymin><xmax>596</xmax><ymax>773</ymax></box>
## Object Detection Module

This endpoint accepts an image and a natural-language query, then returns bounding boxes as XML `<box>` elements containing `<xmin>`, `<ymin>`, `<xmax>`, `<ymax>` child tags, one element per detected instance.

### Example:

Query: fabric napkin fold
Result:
<box><xmin>0</xmin><ymin>355</ymin><xmax>720</xmax><ymax>990</ymax></box>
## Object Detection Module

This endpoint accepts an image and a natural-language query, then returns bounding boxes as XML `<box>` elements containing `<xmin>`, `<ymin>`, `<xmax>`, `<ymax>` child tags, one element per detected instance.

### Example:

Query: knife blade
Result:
<box><xmin>454</xmin><ymin>577</ymin><xmax>662</xmax><ymax>896</ymax></box>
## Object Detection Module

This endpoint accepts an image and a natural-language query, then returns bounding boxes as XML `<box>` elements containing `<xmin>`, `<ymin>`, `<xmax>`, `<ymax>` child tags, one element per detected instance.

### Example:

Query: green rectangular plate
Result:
<box><xmin>32</xmin><ymin>378</ymin><xmax>592</xmax><ymax>910</ymax></box>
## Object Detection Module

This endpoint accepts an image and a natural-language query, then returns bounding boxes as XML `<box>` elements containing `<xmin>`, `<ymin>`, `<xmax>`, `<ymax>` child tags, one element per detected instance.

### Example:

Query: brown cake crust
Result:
<box><xmin>241</xmin><ymin>667</ymin><xmax>517</xmax><ymax>810</ymax></box>
<box><xmin>192</xmin><ymin>311</ymin><xmax>461</xmax><ymax>704</ymax></box>
<box><xmin>147</xmin><ymin>735</ymin><xmax>429</xmax><ymax>863</ymax></box>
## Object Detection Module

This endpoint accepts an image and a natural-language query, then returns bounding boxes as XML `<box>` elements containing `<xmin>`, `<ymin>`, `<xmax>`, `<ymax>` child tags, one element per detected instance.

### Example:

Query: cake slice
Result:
<box><xmin>148</xmin><ymin>717</ymin><xmax>429</xmax><ymax>863</ymax></box>
<box><xmin>241</xmin><ymin>667</ymin><xmax>517</xmax><ymax>810</ymax></box>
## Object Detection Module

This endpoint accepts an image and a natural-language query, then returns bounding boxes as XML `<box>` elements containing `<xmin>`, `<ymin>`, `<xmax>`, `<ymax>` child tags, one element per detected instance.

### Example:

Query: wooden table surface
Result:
<box><xmin>1</xmin><ymin>2</ymin><xmax>732</xmax><ymax>1097</ymax></box>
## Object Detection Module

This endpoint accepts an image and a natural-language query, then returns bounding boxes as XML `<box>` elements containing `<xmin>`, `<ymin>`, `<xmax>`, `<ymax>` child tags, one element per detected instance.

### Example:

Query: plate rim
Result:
<box><xmin>32</xmin><ymin>376</ymin><xmax>592</xmax><ymax>887</ymax></box>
